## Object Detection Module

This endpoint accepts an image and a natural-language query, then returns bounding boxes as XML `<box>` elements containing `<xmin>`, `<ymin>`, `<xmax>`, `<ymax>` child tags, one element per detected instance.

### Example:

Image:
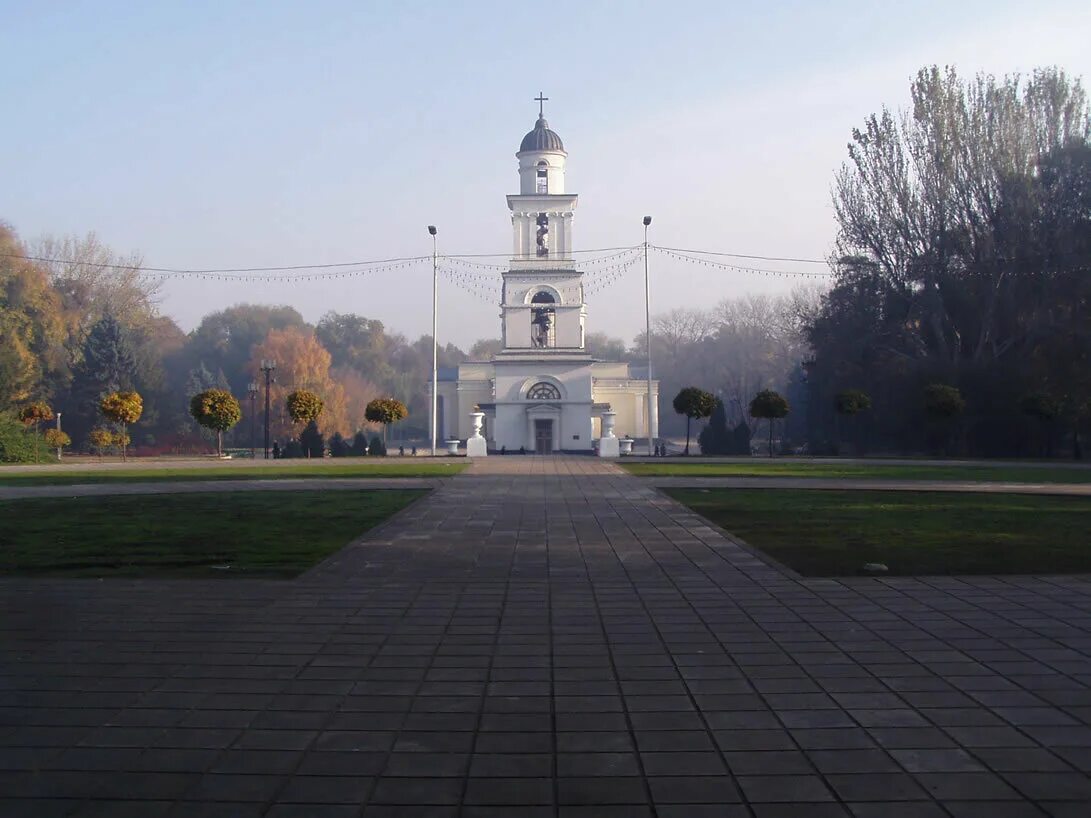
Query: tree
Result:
<box><xmin>189</xmin><ymin>389</ymin><xmax>242</xmax><ymax>457</ymax></box>
<box><xmin>350</xmin><ymin>431</ymin><xmax>369</xmax><ymax>456</ymax></box>
<box><xmin>99</xmin><ymin>390</ymin><xmax>142</xmax><ymax>460</ymax></box>
<box><xmin>43</xmin><ymin>428</ymin><xmax>70</xmax><ymax>457</ymax></box>
<box><xmin>698</xmin><ymin>399</ymin><xmax>731</xmax><ymax>455</ymax></box>
<box><xmin>328</xmin><ymin>431</ymin><xmax>350</xmax><ymax>457</ymax></box>
<box><xmin>1021</xmin><ymin>392</ymin><xmax>1062</xmax><ymax>456</ymax></box>
<box><xmin>365</xmin><ymin>397</ymin><xmax>409</xmax><ymax>447</ymax></box>
<box><xmin>924</xmin><ymin>383</ymin><xmax>965</xmax><ymax>455</ymax></box>
<box><xmin>834</xmin><ymin>389</ymin><xmax>871</xmax><ymax>454</ymax></box>
<box><xmin>300</xmin><ymin>420</ymin><xmax>325</xmax><ymax>458</ymax></box>
<box><xmin>750</xmin><ymin>389</ymin><xmax>790</xmax><ymax>457</ymax></box>
<box><xmin>0</xmin><ymin>224</ymin><xmax>67</xmax><ymax>410</ymax></box>
<box><xmin>69</xmin><ymin>315</ymin><xmax>136</xmax><ymax>445</ymax></box>
<box><xmin>249</xmin><ymin>327</ymin><xmax>350</xmax><ymax>440</ymax></box>
<box><xmin>672</xmin><ymin>387</ymin><xmax>716</xmax><ymax>455</ymax></box>
<box><xmin>18</xmin><ymin>401</ymin><xmax>54</xmax><ymax>462</ymax></box>
<box><xmin>468</xmin><ymin>338</ymin><xmax>504</xmax><ymax>360</ymax></box>
<box><xmin>806</xmin><ymin>65</ymin><xmax>1091</xmax><ymax>457</ymax></box>
<box><xmin>286</xmin><ymin>389</ymin><xmax>324</xmax><ymax>458</ymax></box>
<box><xmin>88</xmin><ymin>427</ymin><xmax>114</xmax><ymax>460</ymax></box>
<box><xmin>286</xmin><ymin>389</ymin><xmax>324</xmax><ymax>426</ymax></box>
<box><xmin>187</xmin><ymin>304</ymin><xmax>307</xmax><ymax>399</ymax></box>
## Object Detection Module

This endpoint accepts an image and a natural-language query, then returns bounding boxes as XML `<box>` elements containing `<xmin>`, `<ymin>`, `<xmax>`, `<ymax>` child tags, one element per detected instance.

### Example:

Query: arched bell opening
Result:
<box><xmin>530</xmin><ymin>291</ymin><xmax>556</xmax><ymax>348</ymax></box>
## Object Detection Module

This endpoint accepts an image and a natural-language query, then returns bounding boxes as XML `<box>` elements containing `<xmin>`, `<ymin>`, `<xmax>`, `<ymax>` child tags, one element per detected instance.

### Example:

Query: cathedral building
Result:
<box><xmin>435</xmin><ymin>101</ymin><xmax>659</xmax><ymax>453</ymax></box>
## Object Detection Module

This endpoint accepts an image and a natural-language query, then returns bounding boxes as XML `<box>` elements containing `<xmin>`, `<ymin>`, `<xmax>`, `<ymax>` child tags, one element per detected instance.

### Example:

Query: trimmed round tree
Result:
<box><xmin>834</xmin><ymin>389</ymin><xmax>872</xmax><ymax>453</ymax></box>
<box><xmin>749</xmin><ymin>389</ymin><xmax>790</xmax><ymax>458</ymax></box>
<box><xmin>99</xmin><ymin>391</ymin><xmax>142</xmax><ymax>461</ymax></box>
<box><xmin>190</xmin><ymin>388</ymin><xmax>243</xmax><ymax>457</ymax></box>
<box><xmin>43</xmin><ymin>428</ymin><xmax>71</xmax><ymax>458</ymax></box>
<box><xmin>18</xmin><ymin>401</ymin><xmax>54</xmax><ymax>463</ymax></box>
<box><xmin>365</xmin><ymin>397</ymin><xmax>409</xmax><ymax>448</ymax></box>
<box><xmin>924</xmin><ymin>383</ymin><xmax>965</xmax><ymax>455</ymax></box>
<box><xmin>88</xmin><ymin>427</ymin><xmax>115</xmax><ymax>460</ymax></box>
<box><xmin>286</xmin><ymin>390</ymin><xmax>324</xmax><ymax>458</ymax></box>
<box><xmin>672</xmin><ymin>387</ymin><xmax>716</xmax><ymax>456</ymax></box>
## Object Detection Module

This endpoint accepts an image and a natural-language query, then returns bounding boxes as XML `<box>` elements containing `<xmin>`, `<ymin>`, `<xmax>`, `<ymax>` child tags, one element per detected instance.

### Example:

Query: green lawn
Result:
<box><xmin>666</xmin><ymin>488</ymin><xmax>1091</xmax><ymax>576</ymax></box>
<box><xmin>0</xmin><ymin>461</ymin><xmax>466</xmax><ymax>486</ymax></box>
<box><xmin>0</xmin><ymin>489</ymin><xmax>425</xmax><ymax>577</ymax></box>
<box><xmin>624</xmin><ymin>460</ymin><xmax>1091</xmax><ymax>483</ymax></box>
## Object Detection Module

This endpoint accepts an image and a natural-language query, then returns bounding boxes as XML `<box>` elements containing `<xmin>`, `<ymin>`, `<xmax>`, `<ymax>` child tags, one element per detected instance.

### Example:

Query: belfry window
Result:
<box><xmin>530</xmin><ymin>291</ymin><xmax>556</xmax><ymax>348</ymax></box>
<box><xmin>536</xmin><ymin>160</ymin><xmax>548</xmax><ymax>193</ymax></box>
<box><xmin>527</xmin><ymin>381</ymin><xmax>561</xmax><ymax>401</ymax></box>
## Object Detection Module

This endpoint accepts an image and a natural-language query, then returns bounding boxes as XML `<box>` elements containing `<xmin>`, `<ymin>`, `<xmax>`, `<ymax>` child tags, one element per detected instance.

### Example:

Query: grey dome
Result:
<box><xmin>519</xmin><ymin>115</ymin><xmax>564</xmax><ymax>152</ymax></box>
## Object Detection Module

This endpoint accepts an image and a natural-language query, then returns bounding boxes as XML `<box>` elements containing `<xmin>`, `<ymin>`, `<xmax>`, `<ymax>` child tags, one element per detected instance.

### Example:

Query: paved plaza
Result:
<box><xmin>2</xmin><ymin>457</ymin><xmax>1091</xmax><ymax>816</ymax></box>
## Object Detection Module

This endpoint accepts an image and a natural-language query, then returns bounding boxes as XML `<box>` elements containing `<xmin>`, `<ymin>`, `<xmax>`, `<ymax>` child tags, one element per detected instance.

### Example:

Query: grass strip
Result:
<box><xmin>625</xmin><ymin>461</ymin><xmax>1091</xmax><ymax>483</ymax></box>
<box><xmin>665</xmin><ymin>487</ymin><xmax>1091</xmax><ymax>576</ymax></box>
<box><xmin>0</xmin><ymin>489</ymin><xmax>425</xmax><ymax>577</ymax></box>
<box><xmin>0</xmin><ymin>461</ymin><xmax>466</xmax><ymax>486</ymax></box>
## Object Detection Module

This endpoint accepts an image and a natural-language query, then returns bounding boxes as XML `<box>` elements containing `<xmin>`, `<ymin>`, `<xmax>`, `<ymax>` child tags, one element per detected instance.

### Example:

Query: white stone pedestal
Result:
<box><xmin>467</xmin><ymin>412</ymin><xmax>487</xmax><ymax>457</ymax></box>
<box><xmin>598</xmin><ymin>411</ymin><xmax>619</xmax><ymax>458</ymax></box>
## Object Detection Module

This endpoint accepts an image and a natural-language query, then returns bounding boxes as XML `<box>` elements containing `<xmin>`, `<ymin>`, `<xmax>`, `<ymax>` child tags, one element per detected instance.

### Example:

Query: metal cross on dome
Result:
<box><xmin>535</xmin><ymin>92</ymin><xmax>548</xmax><ymax>117</ymax></box>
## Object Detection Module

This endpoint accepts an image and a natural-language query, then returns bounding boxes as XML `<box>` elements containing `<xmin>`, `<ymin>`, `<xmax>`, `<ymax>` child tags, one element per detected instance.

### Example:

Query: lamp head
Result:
<box><xmin>643</xmin><ymin>216</ymin><xmax>652</xmax><ymax>226</ymax></box>
<box><xmin>427</xmin><ymin>225</ymin><xmax>437</xmax><ymax>236</ymax></box>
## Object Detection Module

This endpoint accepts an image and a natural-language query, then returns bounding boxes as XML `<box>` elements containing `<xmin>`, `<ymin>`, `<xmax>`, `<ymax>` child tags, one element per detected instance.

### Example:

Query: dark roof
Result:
<box><xmin>519</xmin><ymin>115</ymin><xmax>564</xmax><ymax>153</ymax></box>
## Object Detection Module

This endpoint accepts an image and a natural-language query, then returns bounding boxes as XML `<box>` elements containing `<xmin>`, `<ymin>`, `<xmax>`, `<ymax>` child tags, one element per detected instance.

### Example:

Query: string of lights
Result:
<box><xmin>1</xmin><ymin>242</ymin><xmax>835</xmax><ymax>277</ymax></box>
<box><xmin>654</xmin><ymin>247</ymin><xmax>833</xmax><ymax>279</ymax></box>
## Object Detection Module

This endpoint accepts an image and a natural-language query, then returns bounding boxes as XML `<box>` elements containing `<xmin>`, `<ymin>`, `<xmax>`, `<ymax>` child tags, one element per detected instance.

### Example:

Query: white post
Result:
<box><xmin>429</xmin><ymin>226</ymin><xmax>438</xmax><ymax>457</ymax></box>
<box><xmin>643</xmin><ymin>216</ymin><xmax>654</xmax><ymax>455</ymax></box>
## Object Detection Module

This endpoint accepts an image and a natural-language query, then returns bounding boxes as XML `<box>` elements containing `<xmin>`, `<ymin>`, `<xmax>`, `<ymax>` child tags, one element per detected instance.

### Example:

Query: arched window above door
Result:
<box><xmin>527</xmin><ymin>382</ymin><xmax>561</xmax><ymax>401</ymax></box>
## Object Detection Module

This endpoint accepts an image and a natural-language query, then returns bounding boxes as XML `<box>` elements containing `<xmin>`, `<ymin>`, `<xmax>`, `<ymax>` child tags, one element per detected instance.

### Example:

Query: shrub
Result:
<box><xmin>368</xmin><ymin>435</ymin><xmax>387</xmax><ymax>457</ymax></box>
<box><xmin>0</xmin><ymin>412</ymin><xmax>50</xmax><ymax>463</ymax></box>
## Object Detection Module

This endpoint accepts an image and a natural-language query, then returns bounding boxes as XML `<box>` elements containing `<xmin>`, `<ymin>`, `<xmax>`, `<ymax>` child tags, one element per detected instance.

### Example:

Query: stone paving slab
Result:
<box><xmin>2</xmin><ymin>456</ymin><xmax>1090</xmax><ymax>816</ymax></box>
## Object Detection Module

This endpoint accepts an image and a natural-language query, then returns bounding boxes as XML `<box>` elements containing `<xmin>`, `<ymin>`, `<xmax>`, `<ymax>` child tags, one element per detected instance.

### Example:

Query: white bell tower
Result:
<box><xmin>501</xmin><ymin>94</ymin><xmax>586</xmax><ymax>354</ymax></box>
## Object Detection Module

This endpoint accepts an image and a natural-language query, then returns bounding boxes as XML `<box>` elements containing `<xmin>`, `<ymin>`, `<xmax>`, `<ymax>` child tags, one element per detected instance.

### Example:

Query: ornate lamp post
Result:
<box><xmin>260</xmin><ymin>360</ymin><xmax>276</xmax><ymax>459</ymax></box>
<box><xmin>247</xmin><ymin>381</ymin><xmax>259</xmax><ymax>459</ymax></box>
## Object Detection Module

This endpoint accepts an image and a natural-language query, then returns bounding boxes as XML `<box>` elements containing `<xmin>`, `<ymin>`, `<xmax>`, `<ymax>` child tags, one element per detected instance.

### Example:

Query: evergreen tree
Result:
<box><xmin>67</xmin><ymin>315</ymin><xmax>135</xmax><ymax>445</ymax></box>
<box><xmin>328</xmin><ymin>431</ymin><xmax>350</xmax><ymax>457</ymax></box>
<box><xmin>350</xmin><ymin>431</ymin><xmax>369</xmax><ymax>456</ymax></box>
<box><xmin>698</xmin><ymin>399</ymin><xmax>731</xmax><ymax>455</ymax></box>
<box><xmin>300</xmin><ymin>420</ymin><xmax>325</xmax><ymax>458</ymax></box>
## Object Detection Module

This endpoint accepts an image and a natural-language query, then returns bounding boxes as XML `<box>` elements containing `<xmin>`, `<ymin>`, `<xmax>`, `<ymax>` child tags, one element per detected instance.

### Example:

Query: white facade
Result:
<box><xmin>434</xmin><ymin>102</ymin><xmax>658</xmax><ymax>453</ymax></box>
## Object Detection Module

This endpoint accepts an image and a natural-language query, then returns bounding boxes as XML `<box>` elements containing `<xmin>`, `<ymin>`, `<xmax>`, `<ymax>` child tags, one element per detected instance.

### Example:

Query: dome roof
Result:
<box><xmin>519</xmin><ymin>115</ymin><xmax>565</xmax><ymax>153</ymax></box>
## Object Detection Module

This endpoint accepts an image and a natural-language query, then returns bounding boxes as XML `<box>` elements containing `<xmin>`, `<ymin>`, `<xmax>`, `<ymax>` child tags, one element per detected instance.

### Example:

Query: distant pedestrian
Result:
<box><xmin>272</xmin><ymin>441</ymin><xmax>281</xmax><ymax>459</ymax></box>
<box><xmin>399</xmin><ymin>445</ymin><xmax>405</xmax><ymax>456</ymax></box>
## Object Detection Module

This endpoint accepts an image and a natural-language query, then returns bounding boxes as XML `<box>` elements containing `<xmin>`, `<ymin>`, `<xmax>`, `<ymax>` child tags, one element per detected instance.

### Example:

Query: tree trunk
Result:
<box><xmin>768</xmin><ymin>418</ymin><xmax>774</xmax><ymax>458</ymax></box>
<box><xmin>684</xmin><ymin>417</ymin><xmax>691</xmax><ymax>456</ymax></box>
<box><xmin>217</xmin><ymin>430</ymin><xmax>222</xmax><ymax>457</ymax></box>
<box><xmin>121</xmin><ymin>424</ymin><xmax>127</xmax><ymax>462</ymax></box>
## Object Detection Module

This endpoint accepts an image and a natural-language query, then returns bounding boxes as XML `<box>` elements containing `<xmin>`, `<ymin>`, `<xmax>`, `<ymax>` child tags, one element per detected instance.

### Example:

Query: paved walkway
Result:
<box><xmin>2</xmin><ymin>457</ymin><xmax>1090</xmax><ymax>816</ymax></box>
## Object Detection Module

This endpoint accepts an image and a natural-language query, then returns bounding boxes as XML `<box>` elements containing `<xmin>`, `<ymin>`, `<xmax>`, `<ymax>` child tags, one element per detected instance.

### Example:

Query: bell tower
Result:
<box><xmin>500</xmin><ymin>94</ymin><xmax>587</xmax><ymax>354</ymax></box>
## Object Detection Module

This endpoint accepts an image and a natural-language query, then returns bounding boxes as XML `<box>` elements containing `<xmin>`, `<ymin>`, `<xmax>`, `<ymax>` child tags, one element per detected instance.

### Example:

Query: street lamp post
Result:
<box><xmin>643</xmin><ymin>216</ymin><xmax>654</xmax><ymax>456</ymax></box>
<box><xmin>260</xmin><ymin>360</ymin><xmax>276</xmax><ymax>459</ymax></box>
<box><xmin>247</xmin><ymin>381</ymin><xmax>259</xmax><ymax>459</ymax></box>
<box><xmin>428</xmin><ymin>225</ymin><xmax>438</xmax><ymax>457</ymax></box>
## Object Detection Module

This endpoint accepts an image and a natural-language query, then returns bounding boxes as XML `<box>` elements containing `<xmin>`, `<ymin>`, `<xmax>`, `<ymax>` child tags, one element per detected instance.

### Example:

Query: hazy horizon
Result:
<box><xmin>3</xmin><ymin>0</ymin><xmax>1089</xmax><ymax>348</ymax></box>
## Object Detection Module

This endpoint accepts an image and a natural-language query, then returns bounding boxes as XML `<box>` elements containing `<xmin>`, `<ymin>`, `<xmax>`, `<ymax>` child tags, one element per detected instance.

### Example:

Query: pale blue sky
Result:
<box><xmin>3</xmin><ymin>1</ymin><xmax>1089</xmax><ymax>346</ymax></box>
